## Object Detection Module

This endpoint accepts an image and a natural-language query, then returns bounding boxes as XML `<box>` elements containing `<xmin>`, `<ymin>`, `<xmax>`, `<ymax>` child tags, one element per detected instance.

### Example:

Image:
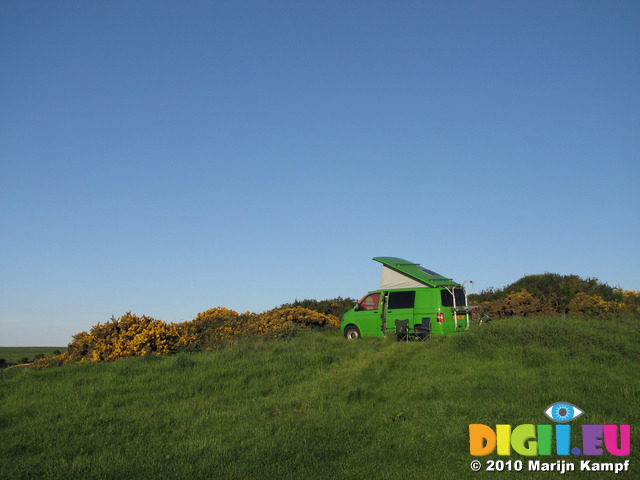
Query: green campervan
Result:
<box><xmin>341</xmin><ymin>257</ymin><xmax>471</xmax><ymax>340</ymax></box>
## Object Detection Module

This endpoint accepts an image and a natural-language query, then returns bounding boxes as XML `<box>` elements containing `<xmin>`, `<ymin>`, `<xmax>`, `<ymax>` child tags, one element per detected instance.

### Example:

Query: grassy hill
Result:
<box><xmin>0</xmin><ymin>347</ymin><xmax>65</xmax><ymax>365</ymax></box>
<box><xmin>1</xmin><ymin>315</ymin><xmax>638</xmax><ymax>479</ymax></box>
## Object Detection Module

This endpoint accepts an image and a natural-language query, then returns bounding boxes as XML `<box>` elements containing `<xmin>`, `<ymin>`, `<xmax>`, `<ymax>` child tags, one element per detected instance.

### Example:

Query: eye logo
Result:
<box><xmin>544</xmin><ymin>402</ymin><xmax>584</xmax><ymax>423</ymax></box>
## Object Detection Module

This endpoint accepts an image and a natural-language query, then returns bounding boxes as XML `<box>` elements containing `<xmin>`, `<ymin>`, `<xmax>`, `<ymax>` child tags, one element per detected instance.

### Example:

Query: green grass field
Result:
<box><xmin>0</xmin><ymin>347</ymin><xmax>66</xmax><ymax>364</ymax></box>
<box><xmin>1</xmin><ymin>316</ymin><xmax>638</xmax><ymax>479</ymax></box>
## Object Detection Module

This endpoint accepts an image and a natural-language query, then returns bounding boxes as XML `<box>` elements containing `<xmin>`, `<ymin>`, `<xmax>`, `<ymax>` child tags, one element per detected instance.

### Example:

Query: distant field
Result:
<box><xmin>1</xmin><ymin>316</ymin><xmax>638</xmax><ymax>479</ymax></box>
<box><xmin>0</xmin><ymin>347</ymin><xmax>66</xmax><ymax>363</ymax></box>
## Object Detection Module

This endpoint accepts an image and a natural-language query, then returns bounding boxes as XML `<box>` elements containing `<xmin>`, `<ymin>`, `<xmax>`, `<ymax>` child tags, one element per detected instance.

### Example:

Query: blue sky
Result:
<box><xmin>1</xmin><ymin>0</ymin><xmax>638</xmax><ymax>346</ymax></box>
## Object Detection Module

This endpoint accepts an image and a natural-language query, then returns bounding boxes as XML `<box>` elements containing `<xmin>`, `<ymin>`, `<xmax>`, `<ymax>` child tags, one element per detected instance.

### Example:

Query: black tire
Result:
<box><xmin>344</xmin><ymin>325</ymin><xmax>361</xmax><ymax>340</ymax></box>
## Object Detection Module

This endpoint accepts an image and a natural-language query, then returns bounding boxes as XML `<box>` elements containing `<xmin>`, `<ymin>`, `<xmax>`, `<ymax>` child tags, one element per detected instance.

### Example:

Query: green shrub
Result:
<box><xmin>470</xmin><ymin>273</ymin><xmax>639</xmax><ymax>319</ymax></box>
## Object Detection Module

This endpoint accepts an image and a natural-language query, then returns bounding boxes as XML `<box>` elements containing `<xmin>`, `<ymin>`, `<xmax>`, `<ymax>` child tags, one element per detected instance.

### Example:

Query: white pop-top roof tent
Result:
<box><xmin>379</xmin><ymin>266</ymin><xmax>426</xmax><ymax>289</ymax></box>
<box><xmin>373</xmin><ymin>257</ymin><xmax>460</xmax><ymax>289</ymax></box>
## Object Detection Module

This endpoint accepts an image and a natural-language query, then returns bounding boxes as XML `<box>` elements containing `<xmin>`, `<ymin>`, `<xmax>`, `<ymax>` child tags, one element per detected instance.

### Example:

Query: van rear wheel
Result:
<box><xmin>344</xmin><ymin>326</ymin><xmax>361</xmax><ymax>340</ymax></box>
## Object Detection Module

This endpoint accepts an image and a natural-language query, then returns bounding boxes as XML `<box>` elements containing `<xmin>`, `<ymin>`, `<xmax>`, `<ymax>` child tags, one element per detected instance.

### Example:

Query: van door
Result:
<box><xmin>352</xmin><ymin>292</ymin><xmax>384</xmax><ymax>336</ymax></box>
<box><xmin>385</xmin><ymin>290</ymin><xmax>416</xmax><ymax>335</ymax></box>
<box><xmin>440</xmin><ymin>287</ymin><xmax>469</xmax><ymax>333</ymax></box>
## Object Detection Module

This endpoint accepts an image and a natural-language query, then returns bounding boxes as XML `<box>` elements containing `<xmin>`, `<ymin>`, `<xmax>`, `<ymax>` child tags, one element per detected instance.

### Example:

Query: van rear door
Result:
<box><xmin>441</xmin><ymin>288</ymin><xmax>470</xmax><ymax>332</ymax></box>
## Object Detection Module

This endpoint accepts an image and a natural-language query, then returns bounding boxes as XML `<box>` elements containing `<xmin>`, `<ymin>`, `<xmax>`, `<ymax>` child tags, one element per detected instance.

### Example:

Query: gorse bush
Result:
<box><xmin>33</xmin><ymin>313</ymin><xmax>191</xmax><ymax>367</ymax></box>
<box><xmin>567</xmin><ymin>292</ymin><xmax>625</xmax><ymax>317</ymax></box>
<box><xmin>36</xmin><ymin>305</ymin><xmax>341</xmax><ymax>367</ymax></box>
<box><xmin>241</xmin><ymin>307</ymin><xmax>341</xmax><ymax>338</ymax></box>
<box><xmin>80</xmin><ymin>312</ymin><xmax>188</xmax><ymax>361</ymax></box>
<box><xmin>180</xmin><ymin>307</ymin><xmax>241</xmax><ymax>351</ymax></box>
<box><xmin>180</xmin><ymin>306</ymin><xmax>340</xmax><ymax>350</ymax></box>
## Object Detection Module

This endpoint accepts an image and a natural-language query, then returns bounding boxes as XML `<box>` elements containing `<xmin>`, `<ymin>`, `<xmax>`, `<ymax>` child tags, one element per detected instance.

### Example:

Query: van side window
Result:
<box><xmin>388</xmin><ymin>291</ymin><xmax>415</xmax><ymax>309</ymax></box>
<box><xmin>359</xmin><ymin>293</ymin><xmax>380</xmax><ymax>310</ymax></box>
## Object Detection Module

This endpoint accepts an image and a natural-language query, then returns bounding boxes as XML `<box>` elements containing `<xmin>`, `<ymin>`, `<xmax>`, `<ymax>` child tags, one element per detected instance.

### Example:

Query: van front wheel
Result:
<box><xmin>344</xmin><ymin>326</ymin><xmax>361</xmax><ymax>340</ymax></box>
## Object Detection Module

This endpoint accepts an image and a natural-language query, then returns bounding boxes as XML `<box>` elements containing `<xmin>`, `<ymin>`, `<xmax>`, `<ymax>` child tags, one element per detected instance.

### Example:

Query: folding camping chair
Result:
<box><xmin>395</xmin><ymin>319</ymin><xmax>410</xmax><ymax>342</ymax></box>
<box><xmin>415</xmin><ymin>317</ymin><xmax>431</xmax><ymax>341</ymax></box>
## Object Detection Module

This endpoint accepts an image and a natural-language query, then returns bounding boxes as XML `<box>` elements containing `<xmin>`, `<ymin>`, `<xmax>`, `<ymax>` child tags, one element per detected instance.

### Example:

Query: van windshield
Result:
<box><xmin>441</xmin><ymin>288</ymin><xmax>467</xmax><ymax>307</ymax></box>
